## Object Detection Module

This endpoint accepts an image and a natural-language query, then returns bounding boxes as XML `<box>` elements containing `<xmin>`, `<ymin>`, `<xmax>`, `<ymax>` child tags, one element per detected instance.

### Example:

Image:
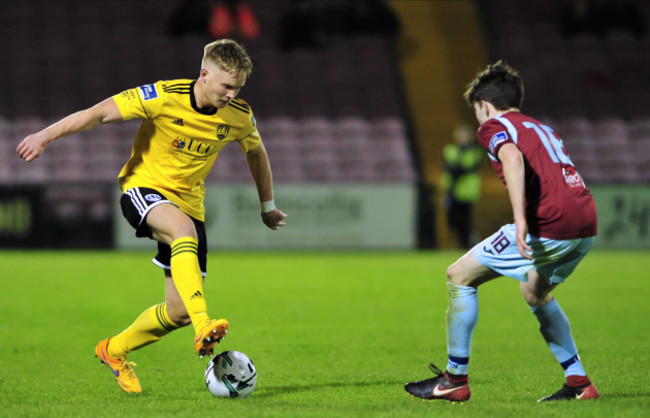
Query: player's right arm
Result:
<box><xmin>498</xmin><ymin>142</ymin><xmax>533</xmax><ymax>260</ymax></box>
<box><xmin>16</xmin><ymin>98</ymin><xmax>123</xmax><ymax>162</ymax></box>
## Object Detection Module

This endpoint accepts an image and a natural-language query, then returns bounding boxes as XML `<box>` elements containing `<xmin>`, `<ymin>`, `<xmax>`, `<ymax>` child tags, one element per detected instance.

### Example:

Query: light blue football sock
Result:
<box><xmin>446</xmin><ymin>283</ymin><xmax>478</xmax><ymax>376</ymax></box>
<box><xmin>531</xmin><ymin>298</ymin><xmax>586</xmax><ymax>377</ymax></box>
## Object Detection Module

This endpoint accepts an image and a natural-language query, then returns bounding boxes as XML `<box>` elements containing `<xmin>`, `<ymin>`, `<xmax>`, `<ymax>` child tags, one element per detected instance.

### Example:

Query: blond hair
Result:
<box><xmin>202</xmin><ymin>39</ymin><xmax>253</xmax><ymax>79</ymax></box>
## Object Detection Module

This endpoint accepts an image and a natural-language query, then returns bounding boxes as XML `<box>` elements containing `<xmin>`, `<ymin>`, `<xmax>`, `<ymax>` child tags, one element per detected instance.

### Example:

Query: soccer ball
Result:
<box><xmin>205</xmin><ymin>351</ymin><xmax>257</xmax><ymax>398</ymax></box>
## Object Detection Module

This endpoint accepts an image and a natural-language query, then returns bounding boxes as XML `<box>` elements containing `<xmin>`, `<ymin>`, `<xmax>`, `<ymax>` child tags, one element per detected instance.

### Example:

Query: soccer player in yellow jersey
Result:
<box><xmin>16</xmin><ymin>39</ymin><xmax>287</xmax><ymax>393</ymax></box>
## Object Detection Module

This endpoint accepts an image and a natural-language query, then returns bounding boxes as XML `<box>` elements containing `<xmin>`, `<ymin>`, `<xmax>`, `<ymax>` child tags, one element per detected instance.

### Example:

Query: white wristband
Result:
<box><xmin>261</xmin><ymin>200</ymin><xmax>276</xmax><ymax>213</ymax></box>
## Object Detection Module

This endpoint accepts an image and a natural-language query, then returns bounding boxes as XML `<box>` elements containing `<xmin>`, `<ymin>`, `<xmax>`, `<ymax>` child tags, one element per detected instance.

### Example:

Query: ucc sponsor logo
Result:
<box><xmin>171</xmin><ymin>136</ymin><xmax>217</xmax><ymax>156</ymax></box>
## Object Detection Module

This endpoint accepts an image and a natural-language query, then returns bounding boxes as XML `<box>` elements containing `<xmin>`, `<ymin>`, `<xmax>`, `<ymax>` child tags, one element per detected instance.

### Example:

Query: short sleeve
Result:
<box><xmin>113</xmin><ymin>82</ymin><xmax>165</xmax><ymax>121</ymax></box>
<box><xmin>237</xmin><ymin>111</ymin><xmax>262</xmax><ymax>153</ymax></box>
<box><xmin>477</xmin><ymin>119</ymin><xmax>514</xmax><ymax>158</ymax></box>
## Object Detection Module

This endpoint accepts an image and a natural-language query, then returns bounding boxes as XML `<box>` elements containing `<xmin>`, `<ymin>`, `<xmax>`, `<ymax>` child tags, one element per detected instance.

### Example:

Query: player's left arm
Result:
<box><xmin>245</xmin><ymin>143</ymin><xmax>287</xmax><ymax>230</ymax></box>
<box><xmin>498</xmin><ymin>143</ymin><xmax>532</xmax><ymax>260</ymax></box>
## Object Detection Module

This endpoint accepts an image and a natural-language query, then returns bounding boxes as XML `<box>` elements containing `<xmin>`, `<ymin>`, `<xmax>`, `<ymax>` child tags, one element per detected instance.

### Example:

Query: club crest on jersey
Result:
<box><xmin>139</xmin><ymin>84</ymin><xmax>159</xmax><ymax>101</ymax></box>
<box><xmin>489</xmin><ymin>131</ymin><xmax>508</xmax><ymax>153</ymax></box>
<box><xmin>217</xmin><ymin>124</ymin><xmax>230</xmax><ymax>141</ymax></box>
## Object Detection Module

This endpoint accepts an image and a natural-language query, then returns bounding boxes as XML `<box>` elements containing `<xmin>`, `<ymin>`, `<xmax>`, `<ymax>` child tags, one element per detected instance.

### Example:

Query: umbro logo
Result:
<box><xmin>172</xmin><ymin>118</ymin><xmax>184</xmax><ymax>126</ymax></box>
<box><xmin>190</xmin><ymin>290</ymin><xmax>203</xmax><ymax>300</ymax></box>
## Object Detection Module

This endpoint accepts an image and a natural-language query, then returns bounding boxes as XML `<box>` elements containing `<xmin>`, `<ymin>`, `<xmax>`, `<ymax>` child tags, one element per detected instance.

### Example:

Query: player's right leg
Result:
<box><xmin>162</xmin><ymin>270</ymin><xmax>229</xmax><ymax>357</ymax></box>
<box><xmin>146</xmin><ymin>202</ymin><xmax>228</xmax><ymax>357</ymax></box>
<box><xmin>522</xmin><ymin>253</ymin><xmax>600</xmax><ymax>402</ymax></box>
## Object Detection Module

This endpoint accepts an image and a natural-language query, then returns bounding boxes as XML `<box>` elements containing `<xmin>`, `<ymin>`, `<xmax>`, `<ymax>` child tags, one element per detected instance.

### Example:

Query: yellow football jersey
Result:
<box><xmin>113</xmin><ymin>79</ymin><xmax>261</xmax><ymax>221</ymax></box>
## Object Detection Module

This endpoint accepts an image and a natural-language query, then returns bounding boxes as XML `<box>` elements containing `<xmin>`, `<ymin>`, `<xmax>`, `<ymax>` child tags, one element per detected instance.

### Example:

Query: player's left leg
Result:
<box><xmin>405</xmin><ymin>249</ymin><xmax>499</xmax><ymax>401</ymax></box>
<box><xmin>522</xmin><ymin>268</ymin><xmax>599</xmax><ymax>401</ymax></box>
<box><xmin>445</xmin><ymin>250</ymin><xmax>500</xmax><ymax>375</ymax></box>
<box><xmin>164</xmin><ymin>270</ymin><xmax>192</xmax><ymax>326</ymax></box>
<box><xmin>147</xmin><ymin>204</ymin><xmax>229</xmax><ymax>357</ymax></box>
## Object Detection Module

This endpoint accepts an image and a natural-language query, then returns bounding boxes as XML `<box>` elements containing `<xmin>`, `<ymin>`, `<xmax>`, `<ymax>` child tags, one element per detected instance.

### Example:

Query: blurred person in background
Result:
<box><xmin>440</xmin><ymin>122</ymin><xmax>483</xmax><ymax>249</ymax></box>
<box><xmin>405</xmin><ymin>61</ymin><xmax>599</xmax><ymax>403</ymax></box>
<box><xmin>16</xmin><ymin>39</ymin><xmax>286</xmax><ymax>394</ymax></box>
<box><xmin>208</xmin><ymin>0</ymin><xmax>261</xmax><ymax>40</ymax></box>
<box><xmin>167</xmin><ymin>0</ymin><xmax>260</xmax><ymax>40</ymax></box>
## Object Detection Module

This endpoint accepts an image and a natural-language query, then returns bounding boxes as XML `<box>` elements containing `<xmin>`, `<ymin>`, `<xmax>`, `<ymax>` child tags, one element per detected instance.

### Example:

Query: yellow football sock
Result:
<box><xmin>170</xmin><ymin>237</ymin><xmax>210</xmax><ymax>334</ymax></box>
<box><xmin>108</xmin><ymin>303</ymin><xmax>179</xmax><ymax>359</ymax></box>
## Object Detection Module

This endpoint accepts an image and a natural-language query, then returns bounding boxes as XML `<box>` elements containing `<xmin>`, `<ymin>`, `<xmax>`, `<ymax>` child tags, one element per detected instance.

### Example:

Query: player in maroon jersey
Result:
<box><xmin>405</xmin><ymin>61</ymin><xmax>600</xmax><ymax>402</ymax></box>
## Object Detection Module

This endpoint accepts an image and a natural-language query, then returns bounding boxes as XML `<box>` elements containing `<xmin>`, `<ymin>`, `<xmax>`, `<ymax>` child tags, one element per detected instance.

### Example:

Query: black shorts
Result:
<box><xmin>120</xmin><ymin>187</ymin><xmax>208</xmax><ymax>275</ymax></box>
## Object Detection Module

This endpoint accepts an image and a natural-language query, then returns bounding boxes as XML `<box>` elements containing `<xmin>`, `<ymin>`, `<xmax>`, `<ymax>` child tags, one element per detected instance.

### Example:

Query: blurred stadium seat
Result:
<box><xmin>484</xmin><ymin>0</ymin><xmax>649</xmax><ymax>185</ymax></box>
<box><xmin>2</xmin><ymin>0</ymin><xmax>412</xmax><ymax>187</ymax></box>
<box><xmin>2</xmin><ymin>0</ymin><xmax>647</xmax><ymax>250</ymax></box>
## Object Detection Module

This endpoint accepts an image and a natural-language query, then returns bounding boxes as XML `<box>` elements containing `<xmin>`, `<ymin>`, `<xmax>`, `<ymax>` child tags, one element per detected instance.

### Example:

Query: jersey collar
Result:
<box><xmin>190</xmin><ymin>80</ymin><xmax>218</xmax><ymax>115</ymax></box>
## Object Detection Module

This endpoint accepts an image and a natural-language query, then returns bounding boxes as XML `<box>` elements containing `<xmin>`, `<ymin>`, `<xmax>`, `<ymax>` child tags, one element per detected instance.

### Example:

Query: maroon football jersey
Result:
<box><xmin>476</xmin><ymin>111</ymin><xmax>597</xmax><ymax>239</ymax></box>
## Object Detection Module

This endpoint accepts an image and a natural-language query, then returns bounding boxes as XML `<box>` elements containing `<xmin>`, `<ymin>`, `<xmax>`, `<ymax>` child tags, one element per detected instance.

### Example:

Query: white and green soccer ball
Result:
<box><xmin>205</xmin><ymin>351</ymin><xmax>257</xmax><ymax>398</ymax></box>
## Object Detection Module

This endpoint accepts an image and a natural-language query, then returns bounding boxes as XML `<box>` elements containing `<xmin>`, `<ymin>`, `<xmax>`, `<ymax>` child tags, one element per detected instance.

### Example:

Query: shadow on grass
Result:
<box><xmin>254</xmin><ymin>378</ymin><xmax>404</xmax><ymax>399</ymax></box>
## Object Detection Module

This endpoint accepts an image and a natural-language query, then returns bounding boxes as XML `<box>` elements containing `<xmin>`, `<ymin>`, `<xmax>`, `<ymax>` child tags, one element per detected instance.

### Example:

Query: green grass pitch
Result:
<box><xmin>1</xmin><ymin>250</ymin><xmax>649</xmax><ymax>417</ymax></box>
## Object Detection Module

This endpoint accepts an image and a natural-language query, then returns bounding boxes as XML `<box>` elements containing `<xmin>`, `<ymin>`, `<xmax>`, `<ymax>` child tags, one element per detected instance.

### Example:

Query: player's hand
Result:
<box><xmin>515</xmin><ymin>219</ymin><xmax>532</xmax><ymax>260</ymax></box>
<box><xmin>16</xmin><ymin>133</ymin><xmax>48</xmax><ymax>162</ymax></box>
<box><xmin>261</xmin><ymin>208</ymin><xmax>287</xmax><ymax>230</ymax></box>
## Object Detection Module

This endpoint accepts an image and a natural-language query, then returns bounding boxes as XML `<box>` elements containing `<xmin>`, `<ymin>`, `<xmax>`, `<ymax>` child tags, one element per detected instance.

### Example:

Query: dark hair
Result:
<box><xmin>463</xmin><ymin>60</ymin><xmax>524</xmax><ymax>110</ymax></box>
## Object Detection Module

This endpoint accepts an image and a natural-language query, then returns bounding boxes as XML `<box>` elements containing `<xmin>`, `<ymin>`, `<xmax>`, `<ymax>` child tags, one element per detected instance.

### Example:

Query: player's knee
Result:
<box><xmin>521</xmin><ymin>291</ymin><xmax>536</xmax><ymax>306</ymax></box>
<box><xmin>166</xmin><ymin>301</ymin><xmax>191</xmax><ymax>327</ymax></box>
<box><xmin>446</xmin><ymin>265</ymin><xmax>455</xmax><ymax>283</ymax></box>
<box><xmin>169</xmin><ymin>312</ymin><xmax>191</xmax><ymax>327</ymax></box>
<box><xmin>446</xmin><ymin>263</ymin><xmax>466</xmax><ymax>286</ymax></box>
<box><xmin>521</xmin><ymin>289</ymin><xmax>552</xmax><ymax>307</ymax></box>
<box><xmin>163</xmin><ymin>222</ymin><xmax>197</xmax><ymax>244</ymax></box>
<box><xmin>175</xmin><ymin>219</ymin><xmax>198</xmax><ymax>240</ymax></box>
<box><xmin>174</xmin><ymin>317</ymin><xmax>192</xmax><ymax>327</ymax></box>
